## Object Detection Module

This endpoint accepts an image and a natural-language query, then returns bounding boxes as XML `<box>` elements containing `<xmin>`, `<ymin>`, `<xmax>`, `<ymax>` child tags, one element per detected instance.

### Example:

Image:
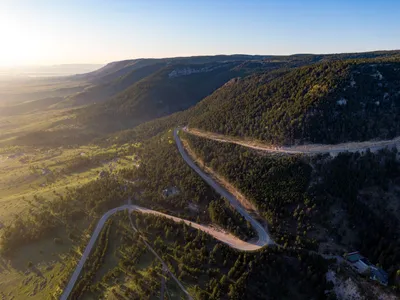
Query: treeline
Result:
<box><xmin>62</xmin><ymin>150</ymin><xmax>124</xmax><ymax>174</ymax></box>
<box><xmin>187</xmin><ymin>59</ymin><xmax>400</xmax><ymax>145</ymax></box>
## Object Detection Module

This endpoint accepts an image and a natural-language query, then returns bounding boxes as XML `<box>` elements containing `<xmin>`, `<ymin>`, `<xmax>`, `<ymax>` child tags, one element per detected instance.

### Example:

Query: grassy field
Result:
<box><xmin>0</xmin><ymin>142</ymin><xmax>138</xmax><ymax>222</ymax></box>
<box><xmin>0</xmin><ymin>137</ymin><xmax>139</xmax><ymax>299</ymax></box>
<box><xmin>0</xmin><ymin>224</ymin><xmax>88</xmax><ymax>299</ymax></box>
<box><xmin>0</xmin><ymin>76</ymin><xmax>148</xmax><ymax>299</ymax></box>
<box><xmin>0</xmin><ymin>148</ymin><xmax>139</xmax><ymax>299</ymax></box>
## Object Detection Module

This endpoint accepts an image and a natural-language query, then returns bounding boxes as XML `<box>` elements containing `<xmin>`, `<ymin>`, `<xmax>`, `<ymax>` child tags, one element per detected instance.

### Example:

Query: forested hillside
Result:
<box><xmin>183</xmin><ymin>131</ymin><xmax>400</xmax><ymax>288</ymax></box>
<box><xmin>310</xmin><ymin>149</ymin><xmax>400</xmax><ymax>279</ymax></box>
<box><xmin>76</xmin><ymin>52</ymin><xmax>400</xmax><ymax>135</ymax></box>
<box><xmin>182</xmin><ymin>132</ymin><xmax>315</xmax><ymax>249</ymax></box>
<box><xmin>188</xmin><ymin>57</ymin><xmax>400</xmax><ymax>145</ymax></box>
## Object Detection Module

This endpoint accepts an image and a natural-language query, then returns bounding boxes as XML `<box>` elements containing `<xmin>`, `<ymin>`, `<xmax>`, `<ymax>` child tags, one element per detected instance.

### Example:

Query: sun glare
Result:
<box><xmin>0</xmin><ymin>14</ymin><xmax>44</xmax><ymax>67</ymax></box>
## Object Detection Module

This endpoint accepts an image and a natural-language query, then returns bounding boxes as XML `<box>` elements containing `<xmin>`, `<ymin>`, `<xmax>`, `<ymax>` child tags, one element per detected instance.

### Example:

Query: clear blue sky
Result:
<box><xmin>1</xmin><ymin>0</ymin><xmax>399</xmax><ymax>66</ymax></box>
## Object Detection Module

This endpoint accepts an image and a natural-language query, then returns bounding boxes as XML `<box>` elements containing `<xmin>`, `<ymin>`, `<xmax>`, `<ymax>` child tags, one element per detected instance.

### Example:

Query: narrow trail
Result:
<box><xmin>184</xmin><ymin>127</ymin><xmax>400</xmax><ymax>155</ymax></box>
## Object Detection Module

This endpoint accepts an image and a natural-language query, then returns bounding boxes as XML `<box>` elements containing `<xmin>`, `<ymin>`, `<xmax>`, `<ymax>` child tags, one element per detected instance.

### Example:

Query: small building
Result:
<box><xmin>355</xmin><ymin>258</ymin><xmax>373</xmax><ymax>274</ymax></box>
<box><xmin>345</xmin><ymin>252</ymin><xmax>371</xmax><ymax>274</ymax></box>
<box><xmin>344</xmin><ymin>251</ymin><xmax>389</xmax><ymax>286</ymax></box>
<box><xmin>344</xmin><ymin>251</ymin><xmax>363</xmax><ymax>263</ymax></box>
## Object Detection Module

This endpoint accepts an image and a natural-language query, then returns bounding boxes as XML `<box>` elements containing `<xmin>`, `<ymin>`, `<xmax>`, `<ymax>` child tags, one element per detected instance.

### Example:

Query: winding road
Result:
<box><xmin>61</xmin><ymin>129</ymin><xmax>273</xmax><ymax>299</ymax></box>
<box><xmin>62</xmin><ymin>126</ymin><xmax>400</xmax><ymax>299</ymax></box>
<box><xmin>174</xmin><ymin>128</ymin><xmax>273</xmax><ymax>247</ymax></box>
<box><xmin>60</xmin><ymin>205</ymin><xmax>132</xmax><ymax>300</ymax></box>
<box><xmin>60</xmin><ymin>203</ymin><xmax>267</xmax><ymax>299</ymax></box>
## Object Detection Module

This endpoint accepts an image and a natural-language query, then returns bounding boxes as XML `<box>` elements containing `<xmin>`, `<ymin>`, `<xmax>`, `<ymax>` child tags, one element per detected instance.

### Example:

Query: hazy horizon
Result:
<box><xmin>1</xmin><ymin>0</ymin><xmax>400</xmax><ymax>67</ymax></box>
<box><xmin>1</xmin><ymin>48</ymin><xmax>400</xmax><ymax>71</ymax></box>
<box><xmin>0</xmin><ymin>64</ymin><xmax>104</xmax><ymax>78</ymax></box>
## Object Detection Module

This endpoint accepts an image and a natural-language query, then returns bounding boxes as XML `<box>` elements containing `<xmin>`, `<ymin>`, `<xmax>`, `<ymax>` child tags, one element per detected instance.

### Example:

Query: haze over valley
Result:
<box><xmin>0</xmin><ymin>64</ymin><xmax>104</xmax><ymax>79</ymax></box>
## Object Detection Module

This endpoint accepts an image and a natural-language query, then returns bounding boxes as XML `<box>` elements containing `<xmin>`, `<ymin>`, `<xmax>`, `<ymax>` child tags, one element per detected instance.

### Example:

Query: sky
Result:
<box><xmin>0</xmin><ymin>0</ymin><xmax>399</xmax><ymax>67</ymax></box>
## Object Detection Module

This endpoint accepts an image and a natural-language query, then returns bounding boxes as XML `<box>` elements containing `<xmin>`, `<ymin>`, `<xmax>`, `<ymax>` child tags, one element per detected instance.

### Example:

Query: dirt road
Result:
<box><xmin>61</xmin><ymin>202</ymin><xmax>267</xmax><ymax>299</ymax></box>
<box><xmin>184</xmin><ymin>127</ymin><xmax>400</xmax><ymax>155</ymax></box>
<box><xmin>174</xmin><ymin>128</ymin><xmax>274</xmax><ymax>247</ymax></box>
<box><xmin>62</xmin><ymin>128</ymin><xmax>279</xmax><ymax>299</ymax></box>
<box><xmin>60</xmin><ymin>205</ymin><xmax>131</xmax><ymax>300</ymax></box>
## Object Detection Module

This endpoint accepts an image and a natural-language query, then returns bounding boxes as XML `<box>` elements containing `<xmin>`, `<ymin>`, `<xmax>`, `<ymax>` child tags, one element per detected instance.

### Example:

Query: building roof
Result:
<box><xmin>360</xmin><ymin>258</ymin><xmax>372</xmax><ymax>266</ymax></box>
<box><xmin>344</xmin><ymin>252</ymin><xmax>364</xmax><ymax>263</ymax></box>
<box><xmin>344</xmin><ymin>251</ymin><xmax>389</xmax><ymax>286</ymax></box>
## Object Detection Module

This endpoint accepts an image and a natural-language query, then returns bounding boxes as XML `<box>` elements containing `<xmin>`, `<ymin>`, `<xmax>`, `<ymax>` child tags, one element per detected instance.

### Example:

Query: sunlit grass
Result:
<box><xmin>0</xmin><ymin>136</ymin><xmax>139</xmax><ymax>298</ymax></box>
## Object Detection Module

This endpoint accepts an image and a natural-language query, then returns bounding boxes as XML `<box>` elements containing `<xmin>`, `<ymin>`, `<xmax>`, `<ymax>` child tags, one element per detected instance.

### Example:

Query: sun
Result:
<box><xmin>0</xmin><ymin>13</ymin><xmax>44</xmax><ymax>67</ymax></box>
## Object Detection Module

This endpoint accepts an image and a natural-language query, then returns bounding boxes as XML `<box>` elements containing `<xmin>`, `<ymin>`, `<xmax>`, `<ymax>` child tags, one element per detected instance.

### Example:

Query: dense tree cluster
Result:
<box><xmin>184</xmin><ymin>132</ymin><xmax>400</xmax><ymax>287</ymax></box>
<box><xmin>130</xmin><ymin>132</ymin><xmax>216</xmax><ymax>211</ymax></box>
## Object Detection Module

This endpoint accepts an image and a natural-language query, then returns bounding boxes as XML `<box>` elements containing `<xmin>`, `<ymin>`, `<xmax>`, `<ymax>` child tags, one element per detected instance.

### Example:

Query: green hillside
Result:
<box><xmin>0</xmin><ymin>97</ymin><xmax>64</xmax><ymax>116</ymax></box>
<box><xmin>57</xmin><ymin>63</ymin><xmax>166</xmax><ymax>108</ymax></box>
<box><xmin>78</xmin><ymin>62</ymin><xmax>249</xmax><ymax>131</ymax></box>
<box><xmin>188</xmin><ymin>57</ymin><xmax>400</xmax><ymax>145</ymax></box>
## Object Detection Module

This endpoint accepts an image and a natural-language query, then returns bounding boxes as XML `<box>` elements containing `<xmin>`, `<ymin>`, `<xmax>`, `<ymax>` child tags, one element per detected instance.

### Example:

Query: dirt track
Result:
<box><xmin>184</xmin><ymin>127</ymin><xmax>400</xmax><ymax>155</ymax></box>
